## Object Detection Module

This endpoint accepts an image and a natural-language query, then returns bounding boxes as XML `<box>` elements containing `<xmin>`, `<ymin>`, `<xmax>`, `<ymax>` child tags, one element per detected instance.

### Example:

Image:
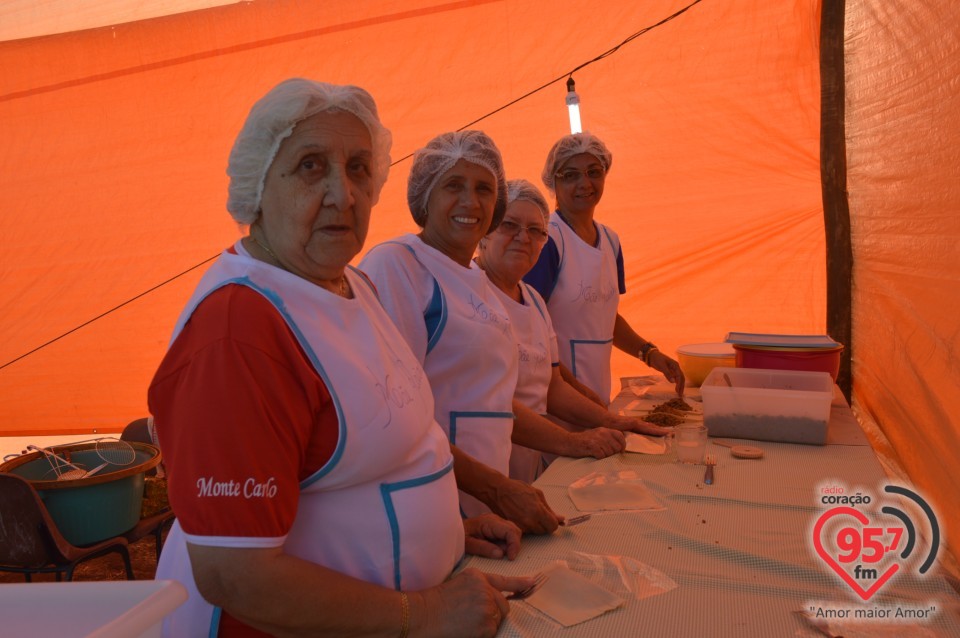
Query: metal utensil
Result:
<box><xmin>93</xmin><ymin>437</ymin><xmax>136</xmax><ymax>466</ymax></box>
<box><xmin>76</xmin><ymin>439</ymin><xmax>136</xmax><ymax>479</ymax></box>
<box><xmin>704</xmin><ymin>455</ymin><xmax>716</xmax><ymax>485</ymax></box>
<box><xmin>81</xmin><ymin>462</ymin><xmax>109</xmax><ymax>478</ymax></box>
<box><xmin>26</xmin><ymin>445</ymin><xmax>87</xmax><ymax>481</ymax></box>
<box><xmin>561</xmin><ymin>513</ymin><xmax>592</xmax><ymax>526</ymax></box>
<box><xmin>507</xmin><ymin>572</ymin><xmax>547</xmax><ymax>600</ymax></box>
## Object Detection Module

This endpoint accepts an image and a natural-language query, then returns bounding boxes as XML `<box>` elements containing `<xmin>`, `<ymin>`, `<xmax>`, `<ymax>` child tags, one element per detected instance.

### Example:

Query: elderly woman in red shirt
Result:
<box><xmin>149</xmin><ymin>78</ymin><xmax>531</xmax><ymax>638</ymax></box>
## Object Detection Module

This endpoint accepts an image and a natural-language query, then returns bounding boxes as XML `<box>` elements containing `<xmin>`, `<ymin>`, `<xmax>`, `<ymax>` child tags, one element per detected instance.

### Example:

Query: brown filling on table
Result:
<box><xmin>663</xmin><ymin>397</ymin><xmax>694</xmax><ymax>411</ymax></box>
<box><xmin>643</xmin><ymin>411</ymin><xmax>684</xmax><ymax>427</ymax></box>
<box><xmin>650</xmin><ymin>403</ymin><xmax>687</xmax><ymax>417</ymax></box>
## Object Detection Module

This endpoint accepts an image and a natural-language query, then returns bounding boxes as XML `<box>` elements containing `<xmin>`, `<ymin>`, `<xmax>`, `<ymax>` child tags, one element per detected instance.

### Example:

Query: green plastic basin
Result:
<box><xmin>0</xmin><ymin>441</ymin><xmax>161</xmax><ymax>546</ymax></box>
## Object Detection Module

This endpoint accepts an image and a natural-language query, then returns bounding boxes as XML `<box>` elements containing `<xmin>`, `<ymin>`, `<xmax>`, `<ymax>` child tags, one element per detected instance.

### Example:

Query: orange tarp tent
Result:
<box><xmin>1</xmin><ymin>0</ymin><xmax>958</xmax><ymax>556</ymax></box>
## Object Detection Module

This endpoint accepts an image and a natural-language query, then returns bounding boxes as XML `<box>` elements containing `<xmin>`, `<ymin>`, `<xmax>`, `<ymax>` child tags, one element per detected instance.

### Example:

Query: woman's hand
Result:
<box><xmin>487</xmin><ymin>478</ymin><xmax>562</xmax><ymax>535</ymax></box>
<box><xmin>647</xmin><ymin>350</ymin><xmax>685</xmax><ymax>396</ymax></box>
<box><xmin>564</xmin><ymin>427</ymin><xmax>626</xmax><ymax>459</ymax></box>
<box><xmin>413</xmin><ymin>569</ymin><xmax>533</xmax><ymax>638</ymax></box>
<box><xmin>463</xmin><ymin>514</ymin><xmax>522</xmax><ymax>560</ymax></box>
<box><xmin>450</xmin><ymin>446</ymin><xmax>561</xmax><ymax>535</ymax></box>
<box><xmin>604</xmin><ymin>414</ymin><xmax>671</xmax><ymax>437</ymax></box>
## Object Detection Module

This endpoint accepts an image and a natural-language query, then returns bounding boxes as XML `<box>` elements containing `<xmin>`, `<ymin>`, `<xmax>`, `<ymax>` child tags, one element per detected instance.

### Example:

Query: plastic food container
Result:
<box><xmin>733</xmin><ymin>344</ymin><xmax>843</xmax><ymax>381</ymax></box>
<box><xmin>724</xmin><ymin>332</ymin><xmax>844</xmax><ymax>381</ymax></box>
<box><xmin>676</xmin><ymin>342</ymin><xmax>736</xmax><ymax>387</ymax></box>
<box><xmin>0</xmin><ymin>579</ymin><xmax>187</xmax><ymax>638</ymax></box>
<box><xmin>700</xmin><ymin>367</ymin><xmax>834</xmax><ymax>445</ymax></box>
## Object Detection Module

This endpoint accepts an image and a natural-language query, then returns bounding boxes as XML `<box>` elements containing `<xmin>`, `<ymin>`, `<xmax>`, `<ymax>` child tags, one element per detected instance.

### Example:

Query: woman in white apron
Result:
<box><xmin>477</xmin><ymin>179</ymin><xmax>669</xmax><ymax>482</ymax></box>
<box><xmin>149</xmin><ymin>80</ymin><xmax>530</xmax><ymax>638</ymax></box>
<box><xmin>523</xmin><ymin>133</ymin><xmax>684</xmax><ymax>403</ymax></box>
<box><xmin>360</xmin><ymin>131</ymin><xmax>561</xmax><ymax>533</ymax></box>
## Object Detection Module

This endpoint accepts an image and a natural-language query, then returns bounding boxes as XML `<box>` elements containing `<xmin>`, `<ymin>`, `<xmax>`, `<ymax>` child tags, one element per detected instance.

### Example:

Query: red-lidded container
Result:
<box><xmin>725</xmin><ymin>332</ymin><xmax>844</xmax><ymax>381</ymax></box>
<box><xmin>732</xmin><ymin>344</ymin><xmax>843</xmax><ymax>381</ymax></box>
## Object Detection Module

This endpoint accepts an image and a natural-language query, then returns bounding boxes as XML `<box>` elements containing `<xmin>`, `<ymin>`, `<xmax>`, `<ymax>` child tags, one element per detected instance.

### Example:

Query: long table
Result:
<box><xmin>462</xmin><ymin>377</ymin><xmax>960</xmax><ymax>637</ymax></box>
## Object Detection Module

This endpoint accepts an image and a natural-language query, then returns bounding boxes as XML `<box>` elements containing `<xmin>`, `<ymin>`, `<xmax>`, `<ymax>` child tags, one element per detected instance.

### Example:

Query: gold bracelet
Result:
<box><xmin>639</xmin><ymin>342</ymin><xmax>658</xmax><ymax>365</ymax></box>
<box><xmin>399</xmin><ymin>592</ymin><xmax>410</xmax><ymax>638</ymax></box>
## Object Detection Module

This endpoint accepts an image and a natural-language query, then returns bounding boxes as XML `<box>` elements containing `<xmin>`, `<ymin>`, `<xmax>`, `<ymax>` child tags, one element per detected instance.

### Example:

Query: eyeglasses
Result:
<box><xmin>496</xmin><ymin>219</ymin><xmax>549</xmax><ymax>242</ymax></box>
<box><xmin>555</xmin><ymin>167</ymin><xmax>606</xmax><ymax>184</ymax></box>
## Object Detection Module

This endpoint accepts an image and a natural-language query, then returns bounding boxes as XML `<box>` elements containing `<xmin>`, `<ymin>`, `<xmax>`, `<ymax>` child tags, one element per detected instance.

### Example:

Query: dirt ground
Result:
<box><xmin>0</xmin><ymin>527</ymin><xmax>170</xmax><ymax>584</ymax></box>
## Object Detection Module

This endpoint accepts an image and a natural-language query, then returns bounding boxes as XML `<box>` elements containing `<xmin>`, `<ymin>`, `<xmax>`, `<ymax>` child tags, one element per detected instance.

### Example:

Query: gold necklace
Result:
<box><xmin>250</xmin><ymin>233</ymin><xmax>280</xmax><ymax>262</ymax></box>
<box><xmin>250</xmin><ymin>233</ymin><xmax>349</xmax><ymax>298</ymax></box>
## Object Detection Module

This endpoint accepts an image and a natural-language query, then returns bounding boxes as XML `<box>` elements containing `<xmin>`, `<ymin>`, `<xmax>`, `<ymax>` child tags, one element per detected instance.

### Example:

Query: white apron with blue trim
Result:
<box><xmin>491</xmin><ymin>282</ymin><xmax>554</xmax><ymax>483</ymax></box>
<box><xmin>157</xmin><ymin>242</ymin><xmax>463</xmax><ymax>638</ymax></box>
<box><xmin>545</xmin><ymin>212</ymin><xmax>621</xmax><ymax>403</ymax></box>
<box><xmin>397</xmin><ymin>235</ymin><xmax>519</xmax><ymax>517</ymax></box>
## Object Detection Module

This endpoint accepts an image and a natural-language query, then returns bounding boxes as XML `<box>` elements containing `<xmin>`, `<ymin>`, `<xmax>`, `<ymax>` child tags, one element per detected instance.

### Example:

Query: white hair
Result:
<box><xmin>226</xmin><ymin>78</ymin><xmax>392</xmax><ymax>223</ymax></box>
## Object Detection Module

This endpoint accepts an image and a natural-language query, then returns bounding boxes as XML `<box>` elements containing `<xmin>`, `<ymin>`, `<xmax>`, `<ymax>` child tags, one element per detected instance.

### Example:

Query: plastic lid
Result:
<box><xmin>725</xmin><ymin>332</ymin><xmax>841</xmax><ymax>348</ymax></box>
<box><xmin>732</xmin><ymin>343</ymin><xmax>844</xmax><ymax>353</ymax></box>
<box><xmin>676</xmin><ymin>342</ymin><xmax>736</xmax><ymax>357</ymax></box>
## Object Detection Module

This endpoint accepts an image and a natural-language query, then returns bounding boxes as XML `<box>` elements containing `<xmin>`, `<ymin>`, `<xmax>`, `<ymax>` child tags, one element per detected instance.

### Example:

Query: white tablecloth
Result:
<box><xmin>462</xmin><ymin>378</ymin><xmax>960</xmax><ymax>637</ymax></box>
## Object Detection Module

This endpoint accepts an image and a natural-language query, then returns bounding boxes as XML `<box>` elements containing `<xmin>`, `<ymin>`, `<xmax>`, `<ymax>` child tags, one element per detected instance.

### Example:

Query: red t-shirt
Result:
<box><xmin>149</xmin><ymin>283</ymin><xmax>340</xmax><ymax>637</ymax></box>
<box><xmin>150</xmin><ymin>282</ymin><xmax>341</xmax><ymax>538</ymax></box>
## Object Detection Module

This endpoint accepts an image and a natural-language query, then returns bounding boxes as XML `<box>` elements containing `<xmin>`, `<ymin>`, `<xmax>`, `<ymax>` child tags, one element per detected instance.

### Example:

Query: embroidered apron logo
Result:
<box><xmin>517</xmin><ymin>341</ymin><xmax>548</xmax><ymax>365</ymax></box>
<box><xmin>571</xmin><ymin>280</ymin><xmax>616</xmax><ymax>303</ymax></box>
<box><xmin>372</xmin><ymin>371</ymin><xmax>415</xmax><ymax>427</ymax></box>
<box><xmin>467</xmin><ymin>294</ymin><xmax>511</xmax><ymax>334</ymax></box>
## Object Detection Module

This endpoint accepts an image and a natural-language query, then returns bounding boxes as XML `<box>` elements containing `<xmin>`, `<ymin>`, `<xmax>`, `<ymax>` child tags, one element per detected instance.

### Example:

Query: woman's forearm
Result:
<box><xmin>557</xmin><ymin>363</ymin><xmax>606</xmax><ymax>405</ymax></box>
<box><xmin>510</xmin><ymin>400</ymin><xmax>579</xmax><ymax>456</ymax></box>
<box><xmin>449</xmin><ymin>444</ymin><xmax>561</xmax><ymax>534</ymax></box>
<box><xmin>188</xmin><ymin>544</ymin><xmax>409</xmax><ymax>638</ymax></box>
<box><xmin>613</xmin><ymin>312</ymin><xmax>650</xmax><ymax>356</ymax></box>
<box><xmin>545</xmin><ymin>369</ymin><xmax>618</xmax><ymax>430</ymax></box>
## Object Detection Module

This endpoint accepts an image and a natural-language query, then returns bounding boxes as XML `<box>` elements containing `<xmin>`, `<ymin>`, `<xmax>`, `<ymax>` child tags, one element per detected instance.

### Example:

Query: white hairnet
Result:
<box><xmin>226</xmin><ymin>78</ymin><xmax>392</xmax><ymax>224</ymax></box>
<box><xmin>506</xmin><ymin>178</ymin><xmax>550</xmax><ymax>223</ymax></box>
<box><xmin>407</xmin><ymin>130</ymin><xmax>507</xmax><ymax>229</ymax></box>
<box><xmin>540</xmin><ymin>132</ymin><xmax>613</xmax><ymax>193</ymax></box>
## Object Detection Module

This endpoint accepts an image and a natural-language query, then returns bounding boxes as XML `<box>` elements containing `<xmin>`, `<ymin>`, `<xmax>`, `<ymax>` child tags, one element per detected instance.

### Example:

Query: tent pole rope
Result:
<box><xmin>0</xmin><ymin>255</ymin><xmax>217</xmax><ymax>371</ymax></box>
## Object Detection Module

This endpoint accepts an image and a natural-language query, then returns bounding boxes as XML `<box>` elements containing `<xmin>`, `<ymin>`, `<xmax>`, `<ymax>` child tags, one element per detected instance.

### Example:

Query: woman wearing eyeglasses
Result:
<box><xmin>523</xmin><ymin>133</ymin><xmax>684</xmax><ymax>404</ymax></box>
<box><xmin>477</xmin><ymin>179</ymin><xmax>669</xmax><ymax>482</ymax></box>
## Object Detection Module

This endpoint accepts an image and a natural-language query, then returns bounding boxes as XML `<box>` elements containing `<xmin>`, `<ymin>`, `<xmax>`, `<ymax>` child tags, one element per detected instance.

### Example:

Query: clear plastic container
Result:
<box><xmin>700</xmin><ymin>367</ymin><xmax>834</xmax><ymax>445</ymax></box>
